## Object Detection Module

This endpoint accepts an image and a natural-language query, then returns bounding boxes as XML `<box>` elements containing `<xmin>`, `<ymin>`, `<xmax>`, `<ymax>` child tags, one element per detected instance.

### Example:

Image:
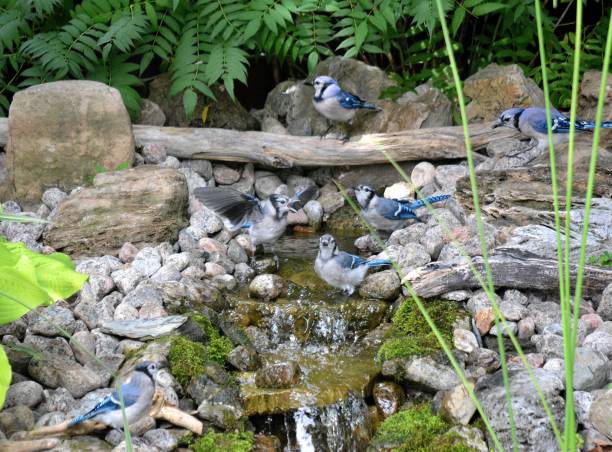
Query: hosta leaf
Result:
<box><xmin>0</xmin><ymin>346</ymin><xmax>10</xmax><ymax>409</ymax></box>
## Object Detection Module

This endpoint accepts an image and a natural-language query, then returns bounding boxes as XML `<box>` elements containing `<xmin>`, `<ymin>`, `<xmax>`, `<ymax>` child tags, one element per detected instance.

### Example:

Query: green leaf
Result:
<box><xmin>451</xmin><ymin>7</ymin><xmax>466</xmax><ymax>36</ymax></box>
<box><xmin>354</xmin><ymin>20</ymin><xmax>368</xmax><ymax>50</ymax></box>
<box><xmin>307</xmin><ymin>51</ymin><xmax>318</xmax><ymax>73</ymax></box>
<box><xmin>472</xmin><ymin>2</ymin><xmax>507</xmax><ymax>15</ymax></box>
<box><xmin>115</xmin><ymin>161</ymin><xmax>130</xmax><ymax>171</ymax></box>
<box><xmin>183</xmin><ymin>89</ymin><xmax>198</xmax><ymax>120</ymax></box>
<box><xmin>0</xmin><ymin>346</ymin><xmax>11</xmax><ymax>409</ymax></box>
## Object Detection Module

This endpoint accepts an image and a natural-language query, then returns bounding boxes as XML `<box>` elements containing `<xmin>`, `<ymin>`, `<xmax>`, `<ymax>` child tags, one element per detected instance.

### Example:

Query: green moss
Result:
<box><xmin>371</xmin><ymin>404</ymin><xmax>474</xmax><ymax>452</ymax></box>
<box><xmin>168</xmin><ymin>337</ymin><xmax>209</xmax><ymax>388</ymax></box>
<box><xmin>193</xmin><ymin>314</ymin><xmax>234</xmax><ymax>365</ymax></box>
<box><xmin>192</xmin><ymin>431</ymin><xmax>254</xmax><ymax>452</ymax></box>
<box><xmin>377</xmin><ymin>298</ymin><xmax>463</xmax><ymax>362</ymax></box>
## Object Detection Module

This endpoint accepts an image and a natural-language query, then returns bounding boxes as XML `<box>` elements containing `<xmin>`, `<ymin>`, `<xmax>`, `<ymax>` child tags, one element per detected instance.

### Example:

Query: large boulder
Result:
<box><xmin>578</xmin><ymin>70</ymin><xmax>612</xmax><ymax>149</ymax></box>
<box><xmin>6</xmin><ymin>80</ymin><xmax>134</xmax><ymax>203</ymax></box>
<box><xmin>44</xmin><ymin>166</ymin><xmax>188</xmax><ymax>255</ymax></box>
<box><xmin>258</xmin><ymin>57</ymin><xmax>451</xmax><ymax>137</ymax></box>
<box><xmin>464</xmin><ymin>64</ymin><xmax>544</xmax><ymax>122</ymax></box>
<box><xmin>148</xmin><ymin>74</ymin><xmax>258</xmax><ymax>130</ymax></box>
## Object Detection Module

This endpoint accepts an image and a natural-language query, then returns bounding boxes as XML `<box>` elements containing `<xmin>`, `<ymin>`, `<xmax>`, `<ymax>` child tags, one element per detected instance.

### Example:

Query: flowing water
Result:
<box><xmin>230</xmin><ymin>232</ymin><xmax>387</xmax><ymax>451</ymax></box>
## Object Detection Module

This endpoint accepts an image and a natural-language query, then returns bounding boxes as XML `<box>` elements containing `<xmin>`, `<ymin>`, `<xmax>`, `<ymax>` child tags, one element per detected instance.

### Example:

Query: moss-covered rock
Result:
<box><xmin>369</xmin><ymin>404</ymin><xmax>475</xmax><ymax>452</ymax></box>
<box><xmin>192</xmin><ymin>430</ymin><xmax>254</xmax><ymax>452</ymax></box>
<box><xmin>377</xmin><ymin>298</ymin><xmax>464</xmax><ymax>362</ymax></box>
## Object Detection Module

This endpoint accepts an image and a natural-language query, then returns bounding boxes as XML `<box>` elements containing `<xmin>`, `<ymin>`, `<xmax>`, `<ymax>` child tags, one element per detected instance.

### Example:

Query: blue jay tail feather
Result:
<box><xmin>409</xmin><ymin>194</ymin><xmax>451</xmax><ymax>210</ymax></box>
<box><xmin>68</xmin><ymin>396</ymin><xmax>117</xmax><ymax>426</ymax></box>
<box><xmin>194</xmin><ymin>187</ymin><xmax>260</xmax><ymax>230</ymax></box>
<box><xmin>366</xmin><ymin>259</ymin><xmax>392</xmax><ymax>268</ymax></box>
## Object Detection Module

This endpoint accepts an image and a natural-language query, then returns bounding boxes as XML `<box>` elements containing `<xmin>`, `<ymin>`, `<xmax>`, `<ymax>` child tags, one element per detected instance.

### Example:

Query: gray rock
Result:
<box><xmin>42</xmin><ymin>187</ymin><xmax>67</xmax><ymax>210</ymax></box>
<box><xmin>387</xmin><ymin>224</ymin><xmax>427</xmax><ymax>246</ymax></box>
<box><xmin>150</xmin><ymin>264</ymin><xmax>182</xmax><ymax>284</ymax></box>
<box><xmin>161</xmin><ymin>155</ymin><xmax>180</xmax><ymax>169</ymax></box>
<box><xmin>499</xmin><ymin>298</ymin><xmax>527</xmax><ymax>321</ymax></box>
<box><xmin>212</xmin><ymin>274</ymin><xmax>237</xmax><ymax>291</ymax></box>
<box><xmin>0</xmin><ymin>405</ymin><xmax>35</xmax><ymax>435</ymax></box>
<box><xmin>517</xmin><ymin>317</ymin><xmax>535</xmax><ymax>341</ymax></box>
<box><xmin>420</xmin><ymin>224</ymin><xmax>445</xmax><ymax>259</ymax></box>
<box><xmin>132</xmin><ymin>247</ymin><xmax>162</xmax><ymax>277</ymax></box>
<box><xmin>476</xmin><ymin>368</ymin><xmax>564</xmax><ymax>451</ymax></box>
<box><xmin>531</xmin><ymin>333</ymin><xmax>564</xmax><ymax>358</ymax></box>
<box><xmin>255</xmin><ymin>361</ymin><xmax>301</xmax><ymax>389</ymax></box>
<box><xmin>114</xmin><ymin>302</ymin><xmax>140</xmax><ymax>321</ymax></box>
<box><xmin>100</xmin><ymin>316</ymin><xmax>187</xmax><ymax>339</ymax></box>
<box><xmin>447</xmin><ymin>426</ymin><xmax>488</xmax><ymax>452</ymax></box>
<box><xmin>143</xmin><ymin>429</ymin><xmax>179</xmax><ymax>452</ymax></box>
<box><xmin>190</xmin><ymin>207</ymin><xmax>223</xmax><ymax>235</ymax></box>
<box><xmin>39</xmin><ymin>387</ymin><xmax>76</xmax><ymax>413</ymax></box>
<box><xmin>234</xmin><ymin>263</ymin><xmax>256</xmax><ymax>285</ymax></box>
<box><xmin>252</xmin><ymin>257</ymin><xmax>278</xmax><ymax>274</ymax></box>
<box><xmin>255</xmin><ymin>172</ymin><xmax>283</xmax><ymax>199</ymax></box>
<box><xmin>88</xmin><ymin>274</ymin><xmax>115</xmax><ymax>300</ymax></box>
<box><xmin>228</xmin><ymin>239</ymin><xmax>249</xmax><ymax>264</ymax></box>
<box><xmin>528</xmin><ymin>301</ymin><xmax>563</xmax><ymax>333</ymax></box>
<box><xmin>123</xmin><ymin>284</ymin><xmax>163</xmax><ymax>309</ymax></box>
<box><xmin>466</xmin><ymin>290</ymin><xmax>501</xmax><ymax>315</ymax></box>
<box><xmin>136</xmin><ymin>99</ymin><xmax>166</xmax><ymax>127</ymax></box>
<box><xmin>249</xmin><ymin>274</ymin><xmax>286</xmax><ymax>301</ymax></box>
<box><xmin>583</xmin><ymin>331</ymin><xmax>612</xmax><ymax>359</ymax></box>
<box><xmin>113</xmin><ymin>438</ymin><xmax>160</xmax><ymax>452</ymax></box>
<box><xmin>157</xmin><ymin>277</ymin><xmax>227</xmax><ymax>311</ymax></box>
<box><xmin>598</xmin><ymin>283</ymin><xmax>612</xmax><ymax>320</ymax></box>
<box><xmin>24</xmin><ymin>334</ymin><xmax>74</xmax><ymax>360</ymax></box>
<box><xmin>244</xmin><ymin>326</ymin><xmax>271</xmax><ymax>353</ymax></box>
<box><xmin>141</xmin><ymin>143</ymin><xmax>167</xmax><ymax>163</ymax></box>
<box><xmin>574</xmin><ymin>390</ymin><xmax>594</xmax><ymax>430</ymax></box>
<box><xmin>5</xmin><ymin>380</ymin><xmax>43</xmax><ymax>408</ymax></box>
<box><xmin>164</xmin><ymin>252</ymin><xmax>191</xmax><ymax>271</ymax></box>
<box><xmin>180</xmin><ymin>167</ymin><xmax>208</xmax><ymax>195</ymax></box>
<box><xmin>28</xmin><ymin>304</ymin><xmax>76</xmax><ymax>337</ymax></box>
<box><xmin>69</xmin><ymin>331</ymin><xmax>97</xmax><ymax>365</ymax></box>
<box><xmin>318</xmin><ymin>186</ymin><xmax>344</xmax><ymax>214</ymax></box>
<box><xmin>358</xmin><ymin>270</ymin><xmax>400</xmax><ymax>301</ymax></box>
<box><xmin>376</xmin><ymin>243</ymin><xmax>430</xmax><ymax>273</ymax></box>
<box><xmin>466</xmin><ymin>348</ymin><xmax>500</xmax><ymax>373</ymax></box>
<box><xmin>231</xmin><ymin>162</ymin><xmax>255</xmax><ymax>194</ymax></box>
<box><xmin>381</xmin><ymin>356</ymin><xmax>460</xmax><ymax>391</ymax></box>
<box><xmin>180</xmin><ymin>159</ymin><xmax>213</xmax><ymax>180</ymax></box>
<box><xmin>372</xmin><ymin>381</ymin><xmax>404</xmax><ymax>418</ymax></box>
<box><xmin>573</xmin><ymin>347</ymin><xmax>608</xmax><ymax>390</ymax></box>
<box><xmin>453</xmin><ymin>329</ymin><xmax>479</xmax><ymax>354</ymax></box>
<box><xmin>139</xmin><ymin>299</ymin><xmax>168</xmax><ymax>319</ymax></box>
<box><xmin>440</xmin><ymin>382</ymin><xmax>477</xmax><ymax>425</ymax></box>
<box><xmin>213</xmin><ymin>164</ymin><xmax>241</xmax><ymax>185</ymax></box>
<box><xmin>29</xmin><ymin>357</ymin><xmax>108</xmax><ymax>398</ymax></box>
<box><xmin>227</xmin><ymin>345</ymin><xmax>260</xmax><ymax>371</ymax></box>
<box><xmin>442</xmin><ymin>290</ymin><xmax>472</xmax><ymax>302</ymax></box>
<box><xmin>119</xmin><ymin>242</ymin><xmax>139</xmax><ymax>263</ymax></box>
<box><xmin>111</xmin><ymin>267</ymin><xmax>146</xmax><ymax>294</ymax></box>
<box><xmin>590</xmin><ymin>389</ymin><xmax>612</xmax><ymax>439</ymax></box>
<box><xmin>303</xmin><ymin>200</ymin><xmax>323</xmax><ymax>229</ymax></box>
<box><xmin>489</xmin><ymin>321</ymin><xmax>518</xmax><ymax>337</ymax></box>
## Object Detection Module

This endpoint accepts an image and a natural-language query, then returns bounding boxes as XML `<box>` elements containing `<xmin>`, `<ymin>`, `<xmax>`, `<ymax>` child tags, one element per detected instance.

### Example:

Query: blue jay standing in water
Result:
<box><xmin>69</xmin><ymin>361</ymin><xmax>158</xmax><ymax>429</ymax></box>
<box><xmin>305</xmin><ymin>75</ymin><xmax>380</xmax><ymax>141</ymax></box>
<box><xmin>493</xmin><ymin>106</ymin><xmax>612</xmax><ymax>150</ymax></box>
<box><xmin>194</xmin><ymin>185</ymin><xmax>317</xmax><ymax>253</ymax></box>
<box><xmin>315</xmin><ymin>234</ymin><xmax>391</xmax><ymax>295</ymax></box>
<box><xmin>355</xmin><ymin>185</ymin><xmax>451</xmax><ymax>232</ymax></box>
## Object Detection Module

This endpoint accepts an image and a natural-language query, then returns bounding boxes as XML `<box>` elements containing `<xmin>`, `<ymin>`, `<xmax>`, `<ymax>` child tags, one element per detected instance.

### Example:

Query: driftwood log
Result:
<box><xmin>403</xmin><ymin>250</ymin><xmax>612</xmax><ymax>298</ymax></box>
<box><xmin>0</xmin><ymin>117</ymin><xmax>518</xmax><ymax>167</ymax></box>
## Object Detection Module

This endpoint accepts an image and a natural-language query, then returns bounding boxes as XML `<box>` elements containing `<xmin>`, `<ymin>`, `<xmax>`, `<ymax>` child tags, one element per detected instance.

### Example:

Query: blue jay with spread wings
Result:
<box><xmin>194</xmin><ymin>185</ymin><xmax>317</xmax><ymax>252</ymax></box>
<box><xmin>68</xmin><ymin>361</ymin><xmax>158</xmax><ymax>429</ymax></box>
<box><xmin>493</xmin><ymin>106</ymin><xmax>612</xmax><ymax>150</ymax></box>
<box><xmin>314</xmin><ymin>234</ymin><xmax>391</xmax><ymax>295</ymax></box>
<box><xmin>305</xmin><ymin>75</ymin><xmax>381</xmax><ymax>141</ymax></box>
<box><xmin>355</xmin><ymin>185</ymin><xmax>450</xmax><ymax>232</ymax></box>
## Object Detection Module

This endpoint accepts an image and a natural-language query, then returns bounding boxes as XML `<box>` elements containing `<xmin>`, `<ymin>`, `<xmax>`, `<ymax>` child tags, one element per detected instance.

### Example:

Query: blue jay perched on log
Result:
<box><xmin>315</xmin><ymin>234</ymin><xmax>391</xmax><ymax>295</ymax></box>
<box><xmin>68</xmin><ymin>361</ymin><xmax>158</xmax><ymax>429</ymax></box>
<box><xmin>355</xmin><ymin>185</ymin><xmax>451</xmax><ymax>232</ymax></box>
<box><xmin>305</xmin><ymin>75</ymin><xmax>380</xmax><ymax>141</ymax></box>
<box><xmin>492</xmin><ymin>106</ymin><xmax>612</xmax><ymax>150</ymax></box>
<box><xmin>194</xmin><ymin>185</ymin><xmax>317</xmax><ymax>252</ymax></box>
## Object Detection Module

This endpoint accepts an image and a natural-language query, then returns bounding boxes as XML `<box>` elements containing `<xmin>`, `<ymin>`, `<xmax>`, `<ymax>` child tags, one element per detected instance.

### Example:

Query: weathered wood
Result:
<box><xmin>0</xmin><ymin>118</ymin><xmax>518</xmax><ymax>167</ymax></box>
<box><xmin>0</xmin><ymin>438</ymin><xmax>60</xmax><ymax>452</ymax></box>
<box><xmin>403</xmin><ymin>250</ymin><xmax>612</xmax><ymax>298</ymax></box>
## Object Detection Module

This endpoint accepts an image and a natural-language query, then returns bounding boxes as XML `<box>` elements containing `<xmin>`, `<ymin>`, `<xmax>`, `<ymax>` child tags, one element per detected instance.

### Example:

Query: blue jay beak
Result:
<box><xmin>492</xmin><ymin>121</ymin><xmax>502</xmax><ymax>129</ymax></box>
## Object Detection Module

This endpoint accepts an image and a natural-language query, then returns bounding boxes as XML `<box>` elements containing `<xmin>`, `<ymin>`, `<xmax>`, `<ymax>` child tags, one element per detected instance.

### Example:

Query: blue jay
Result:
<box><xmin>69</xmin><ymin>361</ymin><xmax>158</xmax><ymax>429</ymax></box>
<box><xmin>315</xmin><ymin>234</ymin><xmax>391</xmax><ymax>295</ymax></box>
<box><xmin>493</xmin><ymin>106</ymin><xmax>612</xmax><ymax>150</ymax></box>
<box><xmin>354</xmin><ymin>185</ymin><xmax>451</xmax><ymax>232</ymax></box>
<box><xmin>194</xmin><ymin>185</ymin><xmax>317</xmax><ymax>251</ymax></box>
<box><xmin>305</xmin><ymin>75</ymin><xmax>380</xmax><ymax>141</ymax></box>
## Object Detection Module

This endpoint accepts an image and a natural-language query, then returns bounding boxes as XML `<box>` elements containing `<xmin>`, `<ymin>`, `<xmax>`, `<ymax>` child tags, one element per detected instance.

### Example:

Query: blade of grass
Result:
<box><xmin>432</xmin><ymin>0</ymin><xmax>517</xmax><ymax>448</ymax></box>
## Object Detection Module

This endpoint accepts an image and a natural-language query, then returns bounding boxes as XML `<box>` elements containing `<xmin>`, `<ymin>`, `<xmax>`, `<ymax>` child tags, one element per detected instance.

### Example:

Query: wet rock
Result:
<box><xmin>453</xmin><ymin>329</ymin><xmax>478</xmax><ymax>354</ymax></box>
<box><xmin>358</xmin><ymin>270</ymin><xmax>400</xmax><ymax>301</ymax></box>
<box><xmin>598</xmin><ymin>282</ymin><xmax>612</xmax><ymax>320</ymax></box>
<box><xmin>249</xmin><ymin>274</ymin><xmax>286</xmax><ymax>301</ymax></box>
<box><xmin>235</xmin><ymin>263</ymin><xmax>256</xmax><ymax>285</ymax></box>
<box><xmin>381</xmin><ymin>356</ymin><xmax>460</xmax><ymax>392</ymax></box>
<box><xmin>373</xmin><ymin>381</ymin><xmax>404</xmax><ymax>418</ymax></box>
<box><xmin>100</xmin><ymin>316</ymin><xmax>187</xmax><ymax>340</ymax></box>
<box><xmin>44</xmin><ymin>166</ymin><xmax>188</xmax><ymax>255</ymax></box>
<box><xmin>590</xmin><ymin>389</ymin><xmax>612</xmax><ymax>439</ymax></box>
<box><xmin>188</xmin><ymin>370</ymin><xmax>246</xmax><ymax>429</ymax></box>
<box><xmin>5</xmin><ymin>380</ymin><xmax>43</xmax><ymax>408</ymax></box>
<box><xmin>0</xmin><ymin>405</ymin><xmax>35</xmax><ymax>435</ymax></box>
<box><xmin>255</xmin><ymin>361</ymin><xmax>301</xmax><ymax>389</ymax></box>
<box><xmin>464</xmin><ymin>63</ymin><xmax>544</xmax><ymax>122</ymax></box>
<box><xmin>440</xmin><ymin>382</ymin><xmax>476</xmax><ymax>425</ymax></box>
<box><xmin>212</xmin><ymin>274</ymin><xmax>237</xmax><ymax>291</ymax></box>
<box><xmin>228</xmin><ymin>345</ymin><xmax>260</xmax><ymax>371</ymax></box>
<box><xmin>573</xmin><ymin>347</ymin><xmax>608</xmax><ymax>391</ymax></box>
<box><xmin>244</xmin><ymin>326</ymin><xmax>271</xmax><ymax>353</ymax></box>
<box><xmin>476</xmin><ymin>368</ymin><xmax>564</xmax><ymax>451</ymax></box>
<box><xmin>7</xmin><ymin>81</ymin><xmax>134</xmax><ymax>203</ymax></box>
<box><xmin>254</xmin><ymin>434</ymin><xmax>282</xmax><ymax>452</ymax></box>
<box><xmin>253</xmin><ymin>257</ymin><xmax>279</xmax><ymax>275</ymax></box>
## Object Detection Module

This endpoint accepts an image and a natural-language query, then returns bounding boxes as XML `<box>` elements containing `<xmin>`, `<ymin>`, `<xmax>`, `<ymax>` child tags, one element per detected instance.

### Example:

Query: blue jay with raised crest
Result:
<box><xmin>492</xmin><ymin>106</ymin><xmax>612</xmax><ymax>150</ymax></box>
<box><xmin>194</xmin><ymin>185</ymin><xmax>317</xmax><ymax>251</ymax></box>
<box><xmin>315</xmin><ymin>234</ymin><xmax>391</xmax><ymax>295</ymax></box>
<box><xmin>68</xmin><ymin>361</ymin><xmax>158</xmax><ymax>429</ymax></box>
<box><xmin>354</xmin><ymin>185</ymin><xmax>450</xmax><ymax>232</ymax></box>
<box><xmin>305</xmin><ymin>75</ymin><xmax>380</xmax><ymax>141</ymax></box>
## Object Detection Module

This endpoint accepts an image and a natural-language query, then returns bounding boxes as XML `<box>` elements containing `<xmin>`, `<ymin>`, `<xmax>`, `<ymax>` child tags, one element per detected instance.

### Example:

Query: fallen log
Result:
<box><xmin>403</xmin><ymin>249</ymin><xmax>612</xmax><ymax>298</ymax></box>
<box><xmin>0</xmin><ymin>117</ymin><xmax>518</xmax><ymax>167</ymax></box>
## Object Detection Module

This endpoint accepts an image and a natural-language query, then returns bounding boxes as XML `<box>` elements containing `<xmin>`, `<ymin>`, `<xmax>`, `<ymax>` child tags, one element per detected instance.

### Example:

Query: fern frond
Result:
<box><xmin>98</xmin><ymin>8</ymin><xmax>148</xmax><ymax>52</ymax></box>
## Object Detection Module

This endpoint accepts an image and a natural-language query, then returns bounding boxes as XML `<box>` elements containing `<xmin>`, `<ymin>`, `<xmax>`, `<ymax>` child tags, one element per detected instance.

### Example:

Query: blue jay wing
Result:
<box><xmin>377</xmin><ymin>198</ymin><xmax>416</xmax><ymax>220</ymax></box>
<box><xmin>335</xmin><ymin>251</ymin><xmax>366</xmax><ymax>269</ymax></box>
<box><xmin>68</xmin><ymin>394</ymin><xmax>120</xmax><ymax>426</ymax></box>
<box><xmin>289</xmin><ymin>185</ymin><xmax>318</xmax><ymax>210</ymax></box>
<box><xmin>194</xmin><ymin>187</ymin><xmax>261</xmax><ymax>230</ymax></box>
<box><xmin>337</xmin><ymin>89</ymin><xmax>378</xmax><ymax>110</ymax></box>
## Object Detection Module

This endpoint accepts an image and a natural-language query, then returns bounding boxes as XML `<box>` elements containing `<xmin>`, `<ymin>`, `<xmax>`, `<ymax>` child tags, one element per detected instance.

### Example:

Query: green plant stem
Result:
<box><xmin>432</xmin><ymin>0</ymin><xmax>517</xmax><ymax>449</ymax></box>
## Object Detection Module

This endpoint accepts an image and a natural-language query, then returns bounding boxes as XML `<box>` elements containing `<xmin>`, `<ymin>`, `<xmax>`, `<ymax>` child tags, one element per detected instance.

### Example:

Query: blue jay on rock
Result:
<box><xmin>194</xmin><ymin>185</ymin><xmax>317</xmax><ymax>251</ymax></box>
<box><xmin>355</xmin><ymin>185</ymin><xmax>451</xmax><ymax>232</ymax></box>
<box><xmin>493</xmin><ymin>106</ymin><xmax>612</xmax><ymax>150</ymax></box>
<box><xmin>305</xmin><ymin>75</ymin><xmax>380</xmax><ymax>141</ymax></box>
<box><xmin>69</xmin><ymin>361</ymin><xmax>158</xmax><ymax>429</ymax></box>
<box><xmin>315</xmin><ymin>234</ymin><xmax>391</xmax><ymax>295</ymax></box>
